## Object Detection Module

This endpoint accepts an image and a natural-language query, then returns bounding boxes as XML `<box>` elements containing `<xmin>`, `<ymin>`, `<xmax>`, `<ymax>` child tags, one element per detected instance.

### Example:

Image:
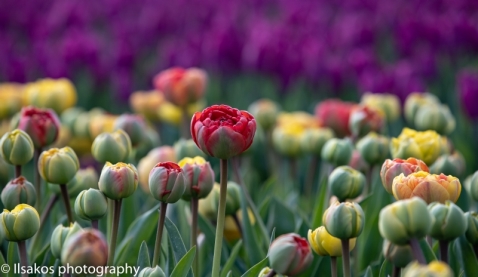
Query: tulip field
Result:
<box><xmin>1</xmin><ymin>1</ymin><xmax>478</xmax><ymax>277</ymax></box>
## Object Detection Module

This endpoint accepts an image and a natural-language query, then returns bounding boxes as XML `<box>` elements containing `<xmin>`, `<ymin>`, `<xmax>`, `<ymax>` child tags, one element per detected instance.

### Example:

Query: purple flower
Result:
<box><xmin>457</xmin><ymin>69</ymin><xmax>478</xmax><ymax>120</ymax></box>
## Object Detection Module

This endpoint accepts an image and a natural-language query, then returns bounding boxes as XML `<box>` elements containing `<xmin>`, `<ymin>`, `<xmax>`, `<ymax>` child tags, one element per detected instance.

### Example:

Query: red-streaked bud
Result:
<box><xmin>178</xmin><ymin>157</ymin><xmax>214</xmax><ymax>200</ymax></box>
<box><xmin>98</xmin><ymin>162</ymin><xmax>138</xmax><ymax>200</ymax></box>
<box><xmin>149</xmin><ymin>162</ymin><xmax>186</xmax><ymax>203</ymax></box>
<box><xmin>268</xmin><ymin>233</ymin><xmax>313</xmax><ymax>275</ymax></box>
<box><xmin>17</xmin><ymin>106</ymin><xmax>60</xmax><ymax>149</ymax></box>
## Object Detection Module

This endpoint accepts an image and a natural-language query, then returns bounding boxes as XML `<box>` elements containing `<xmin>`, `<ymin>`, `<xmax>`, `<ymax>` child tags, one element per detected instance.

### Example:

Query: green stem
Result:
<box><xmin>59</xmin><ymin>184</ymin><xmax>73</xmax><ymax>224</ymax></box>
<box><xmin>107</xmin><ymin>199</ymin><xmax>114</xmax><ymax>242</ymax></box>
<box><xmin>392</xmin><ymin>266</ymin><xmax>400</xmax><ymax>277</ymax></box>
<box><xmin>18</xmin><ymin>241</ymin><xmax>28</xmax><ymax>277</ymax></box>
<box><xmin>15</xmin><ymin>165</ymin><xmax>21</xmax><ymax>178</ymax></box>
<box><xmin>439</xmin><ymin>240</ymin><xmax>449</xmax><ymax>264</ymax></box>
<box><xmin>40</xmin><ymin>195</ymin><xmax>58</xmax><ymax>227</ymax></box>
<box><xmin>92</xmin><ymin>220</ymin><xmax>99</xmax><ymax>230</ymax></box>
<box><xmin>331</xmin><ymin>256</ymin><xmax>337</xmax><ymax>277</ymax></box>
<box><xmin>152</xmin><ymin>202</ymin><xmax>168</xmax><ymax>267</ymax></box>
<box><xmin>34</xmin><ymin>148</ymin><xmax>42</xmax><ymax>211</ymax></box>
<box><xmin>409</xmin><ymin>238</ymin><xmax>426</xmax><ymax>264</ymax></box>
<box><xmin>191</xmin><ymin>198</ymin><xmax>199</xmax><ymax>277</ymax></box>
<box><xmin>265</xmin><ymin>269</ymin><xmax>276</xmax><ymax>277</ymax></box>
<box><xmin>107</xmin><ymin>199</ymin><xmax>122</xmax><ymax>268</ymax></box>
<box><xmin>341</xmin><ymin>239</ymin><xmax>351</xmax><ymax>277</ymax></box>
<box><xmin>211</xmin><ymin>159</ymin><xmax>228</xmax><ymax>277</ymax></box>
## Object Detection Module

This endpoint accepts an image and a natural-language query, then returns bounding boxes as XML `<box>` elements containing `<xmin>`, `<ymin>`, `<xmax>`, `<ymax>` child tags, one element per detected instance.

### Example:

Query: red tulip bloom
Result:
<box><xmin>380</xmin><ymin>158</ymin><xmax>429</xmax><ymax>194</ymax></box>
<box><xmin>191</xmin><ymin>105</ymin><xmax>256</xmax><ymax>160</ymax></box>
<box><xmin>17</xmin><ymin>106</ymin><xmax>60</xmax><ymax>149</ymax></box>
<box><xmin>315</xmin><ymin>99</ymin><xmax>357</xmax><ymax>138</ymax></box>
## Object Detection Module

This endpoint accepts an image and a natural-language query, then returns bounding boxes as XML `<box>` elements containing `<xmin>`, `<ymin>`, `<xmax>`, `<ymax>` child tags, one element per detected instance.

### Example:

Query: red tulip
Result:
<box><xmin>315</xmin><ymin>99</ymin><xmax>357</xmax><ymax>138</ymax></box>
<box><xmin>17</xmin><ymin>106</ymin><xmax>60</xmax><ymax>149</ymax></box>
<box><xmin>153</xmin><ymin>67</ymin><xmax>207</xmax><ymax>107</ymax></box>
<box><xmin>380</xmin><ymin>158</ymin><xmax>429</xmax><ymax>194</ymax></box>
<box><xmin>191</xmin><ymin>105</ymin><xmax>256</xmax><ymax>160</ymax></box>
<box><xmin>349</xmin><ymin>105</ymin><xmax>385</xmax><ymax>137</ymax></box>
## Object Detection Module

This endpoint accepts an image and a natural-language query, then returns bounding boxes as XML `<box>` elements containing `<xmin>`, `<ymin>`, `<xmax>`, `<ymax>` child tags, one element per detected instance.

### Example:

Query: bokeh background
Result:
<box><xmin>1</xmin><ymin>0</ymin><xmax>478</xmax><ymax>170</ymax></box>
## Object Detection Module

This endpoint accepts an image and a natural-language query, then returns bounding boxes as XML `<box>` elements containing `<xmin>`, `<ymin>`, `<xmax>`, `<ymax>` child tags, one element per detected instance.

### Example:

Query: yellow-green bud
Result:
<box><xmin>464</xmin><ymin>212</ymin><xmax>478</xmax><ymax>245</ymax></box>
<box><xmin>212</xmin><ymin>181</ymin><xmax>241</xmax><ymax>216</ymax></box>
<box><xmin>138</xmin><ymin>266</ymin><xmax>166</xmax><ymax>277</ymax></box>
<box><xmin>99</xmin><ymin>162</ymin><xmax>138</xmax><ymax>200</ymax></box>
<box><xmin>272</xmin><ymin>125</ymin><xmax>304</xmax><ymax>157</ymax></box>
<box><xmin>464</xmin><ymin>171</ymin><xmax>478</xmax><ymax>202</ymax></box>
<box><xmin>414</xmin><ymin>104</ymin><xmax>455</xmax><ymax>135</ymax></box>
<box><xmin>308</xmin><ymin>226</ymin><xmax>356</xmax><ymax>257</ymax></box>
<box><xmin>402</xmin><ymin>261</ymin><xmax>454</xmax><ymax>277</ymax></box>
<box><xmin>61</xmin><ymin>228</ymin><xmax>108</xmax><ymax>267</ymax></box>
<box><xmin>0</xmin><ymin>204</ymin><xmax>40</xmax><ymax>241</ymax></box>
<box><xmin>323</xmin><ymin>201</ymin><xmax>365</xmax><ymax>239</ymax></box>
<box><xmin>356</xmin><ymin>132</ymin><xmax>389</xmax><ymax>165</ymax></box>
<box><xmin>268</xmin><ymin>233</ymin><xmax>313</xmax><ymax>275</ymax></box>
<box><xmin>382</xmin><ymin>240</ymin><xmax>413</xmax><ymax>268</ymax></box>
<box><xmin>404</xmin><ymin>92</ymin><xmax>440</xmax><ymax>125</ymax></box>
<box><xmin>1</xmin><ymin>177</ymin><xmax>36</xmax><ymax>210</ymax></box>
<box><xmin>258</xmin><ymin>267</ymin><xmax>286</xmax><ymax>277</ymax></box>
<box><xmin>74</xmin><ymin>189</ymin><xmax>108</xmax><ymax>221</ymax></box>
<box><xmin>248</xmin><ymin>98</ymin><xmax>281</xmax><ymax>131</ymax></box>
<box><xmin>0</xmin><ymin>129</ymin><xmax>34</xmax><ymax>165</ymax></box>
<box><xmin>38</xmin><ymin>147</ymin><xmax>79</xmax><ymax>184</ymax></box>
<box><xmin>430</xmin><ymin>152</ymin><xmax>465</xmax><ymax>177</ymax></box>
<box><xmin>114</xmin><ymin>114</ymin><xmax>146</xmax><ymax>147</ymax></box>
<box><xmin>379</xmin><ymin>197</ymin><xmax>433</xmax><ymax>245</ymax></box>
<box><xmin>50</xmin><ymin>222</ymin><xmax>82</xmax><ymax>259</ymax></box>
<box><xmin>60</xmin><ymin>107</ymin><xmax>84</xmax><ymax>133</ymax></box>
<box><xmin>428</xmin><ymin>201</ymin><xmax>467</xmax><ymax>241</ymax></box>
<box><xmin>321</xmin><ymin>138</ymin><xmax>353</xmax><ymax>167</ymax></box>
<box><xmin>173</xmin><ymin>139</ymin><xmax>206</xmax><ymax>161</ymax></box>
<box><xmin>300</xmin><ymin>127</ymin><xmax>334</xmax><ymax>156</ymax></box>
<box><xmin>91</xmin><ymin>129</ymin><xmax>132</xmax><ymax>164</ymax></box>
<box><xmin>328</xmin><ymin>166</ymin><xmax>365</xmax><ymax>202</ymax></box>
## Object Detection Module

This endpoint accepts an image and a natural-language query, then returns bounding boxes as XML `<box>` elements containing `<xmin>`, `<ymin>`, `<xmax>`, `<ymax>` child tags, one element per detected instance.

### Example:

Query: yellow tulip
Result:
<box><xmin>308</xmin><ymin>226</ymin><xmax>356</xmax><ymax>257</ymax></box>
<box><xmin>390</xmin><ymin>128</ymin><xmax>443</xmax><ymax>165</ymax></box>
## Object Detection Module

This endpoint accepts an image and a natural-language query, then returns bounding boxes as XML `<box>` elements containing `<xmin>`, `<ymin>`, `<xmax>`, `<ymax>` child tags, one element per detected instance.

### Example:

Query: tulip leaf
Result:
<box><xmin>311</xmin><ymin>176</ymin><xmax>328</xmax><ymax>228</ymax></box>
<box><xmin>453</xmin><ymin>235</ymin><xmax>478</xmax><ymax>277</ymax></box>
<box><xmin>419</xmin><ymin>238</ymin><xmax>437</xmax><ymax>262</ymax></box>
<box><xmin>364</xmin><ymin>266</ymin><xmax>373</xmax><ymax>277</ymax></box>
<box><xmin>220</xmin><ymin>240</ymin><xmax>243</xmax><ymax>277</ymax></box>
<box><xmin>269</xmin><ymin>197</ymin><xmax>296</xmax><ymax>236</ymax></box>
<box><xmin>164</xmin><ymin>217</ymin><xmax>187</xmax><ymax>262</ymax></box>
<box><xmin>137</xmin><ymin>241</ymin><xmax>151</xmax><ymax>272</ymax></box>
<box><xmin>240</xmin><ymin>256</ymin><xmax>268</xmax><ymax>277</ymax></box>
<box><xmin>241</xmin><ymin>186</ymin><xmax>266</xmax><ymax>265</ymax></box>
<box><xmin>197</xmin><ymin>214</ymin><xmax>229</xmax><ymax>264</ymax></box>
<box><xmin>378</xmin><ymin>259</ymin><xmax>393</xmax><ymax>277</ymax></box>
<box><xmin>269</xmin><ymin>227</ymin><xmax>276</xmax><ymax>247</ymax></box>
<box><xmin>0</xmin><ymin>252</ymin><xmax>5</xmax><ymax>271</ymax></box>
<box><xmin>7</xmin><ymin>242</ymin><xmax>19</xmax><ymax>277</ymax></box>
<box><xmin>32</xmin><ymin>243</ymin><xmax>50</xmax><ymax>268</ymax></box>
<box><xmin>170</xmin><ymin>246</ymin><xmax>196</xmax><ymax>277</ymax></box>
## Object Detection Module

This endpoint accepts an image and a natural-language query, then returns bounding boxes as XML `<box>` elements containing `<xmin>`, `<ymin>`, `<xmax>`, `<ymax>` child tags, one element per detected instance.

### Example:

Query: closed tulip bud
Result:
<box><xmin>99</xmin><ymin>162</ymin><xmax>138</xmax><ymax>200</ymax></box>
<box><xmin>404</xmin><ymin>92</ymin><xmax>440</xmax><ymax>125</ymax></box>
<box><xmin>430</xmin><ymin>152</ymin><xmax>466</xmax><ymax>178</ymax></box>
<box><xmin>380</xmin><ymin>158</ymin><xmax>429</xmax><ymax>194</ymax></box>
<box><xmin>157</xmin><ymin>100</ymin><xmax>205</xmax><ymax>126</ymax></box>
<box><xmin>315</xmin><ymin>99</ymin><xmax>356</xmax><ymax>138</ymax></box>
<box><xmin>138</xmin><ymin>266</ymin><xmax>166</xmax><ymax>277</ymax></box>
<box><xmin>414</xmin><ymin>104</ymin><xmax>456</xmax><ymax>135</ymax></box>
<box><xmin>393</xmin><ymin>172</ymin><xmax>461</xmax><ymax>204</ymax></box>
<box><xmin>113</xmin><ymin>114</ymin><xmax>146</xmax><ymax>147</ymax></box>
<box><xmin>50</xmin><ymin>222</ymin><xmax>82</xmax><ymax>259</ymax></box>
<box><xmin>465</xmin><ymin>171</ymin><xmax>478</xmax><ymax>203</ymax></box>
<box><xmin>91</xmin><ymin>129</ymin><xmax>132</xmax><ymax>164</ymax></box>
<box><xmin>390</xmin><ymin>137</ymin><xmax>422</xmax><ymax>163</ymax></box>
<box><xmin>321</xmin><ymin>138</ymin><xmax>353</xmax><ymax>167</ymax></box>
<box><xmin>215</xmin><ymin>181</ymin><xmax>241</xmax><ymax>216</ymax></box>
<box><xmin>257</xmin><ymin>267</ymin><xmax>286</xmax><ymax>277</ymax></box>
<box><xmin>0</xmin><ymin>129</ymin><xmax>34</xmax><ymax>165</ymax></box>
<box><xmin>1</xmin><ymin>177</ymin><xmax>36</xmax><ymax>210</ymax></box>
<box><xmin>323</xmin><ymin>201</ymin><xmax>365</xmax><ymax>239</ymax></box>
<box><xmin>73</xmin><ymin>111</ymin><xmax>94</xmax><ymax>138</ymax></box>
<box><xmin>272</xmin><ymin>124</ymin><xmax>305</xmax><ymax>157</ymax></box>
<box><xmin>24</xmin><ymin>78</ymin><xmax>77</xmax><ymax>114</ymax></box>
<box><xmin>382</xmin><ymin>240</ymin><xmax>413</xmax><ymax>268</ymax></box>
<box><xmin>61</xmin><ymin>228</ymin><xmax>108</xmax><ymax>267</ymax></box>
<box><xmin>269</xmin><ymin>233</ymin><xmax>313</xmax><ymax>275</ymax></box>
<box><xmin>174</xmin><ymin>139</ymin><xmax>205</xmax><ymax>161</ymax></box>
<box><xmin>360</xmin><ymin>93</ymin><xmax>401</xmax><ymax>122</ymax></box>
<box><xmin>38</xmin><ymin>147</ymin><xmax>79</xmax><ymax>184</ymax></box>
<box><xmin>391</xmin><ymin>128</ymin><xmax>443</xmax><ymax>165</ymax></box>
<box><xmin>328</xmin><ymin>166</ymin><xmax>365</xmax><ymax>201</ymax></box>
<box><xmin>178</xmin><ymin>157</ymin><xmax>214</xmax><ymax>200</ymax></box>
<box><xmin>300</xmin><ymin>127</ymin><xmax>334</xmax><ymax>156</ymax></box>
<box><xmin>248</xmin><ymin>99</ymin><xmax>281</xmax><ymax>131</ymax></box>
<box><xmin>60</xmin><ymin>107</ymin><xmax>84</xmax><ymax>132</ymax></box>
<box><xmin>464</xmin><ymin>212</ymin><xmax>478</xmax><ymax>245</ymax></box>
<box><xmin>308</xmin><ymin>226</ymin><xmax>356</xmax><ymax>257</ymax></box>
<box><xmin>402</xmin><ymin>261</ymin><xmax>454</xmax><ymax>277</ymax></box>
<box><xmin>379</xmin><ymin>197</ymin><xmax>433</xmax><ymax>245</ymax></box>
<box><xmin>135</xmin><ymin>127</ymin><xmax>161</xmax><ymax>161</ymax></box>
<box><xmin>428</xmin><ymin>201</ymin><xmax>467</xmax><ymax>241</ymax></box>
<box><xmin>89</xmin><ymin>113</ymin><xmax>118</xmax><ymax>140</ymax></box>
<box><xmin>74</xmin><ymin>189</ymin><xmax>108</xmax><ymax>221</ymax></box>
<box><xmin>149</xmin><ymin>162</ymin><xmax>185</xmax><ymax>203</ymax></box>
<box><xmin>356</xmin><ymin>132</ymin><xmax>389</xmax><ymax>166</ymax></box>
<box><xmin>17</xmin><ymin>106</ymin><xmax>60</xmax><ymax>149</ymax></box>
<box><xmin>138</xmin><ymin>146</ymin><xmax>176</xmax><ymax>192</ymax></box>
<box><xmin>130</xmin><ymin>90</ymin><xmax>164</xmax><ymax>122</ymax></box>
<box><xmin>349</xmin><ymin>106</ymin><xmax>385</xmax><ymax>137</ymax></box>
<box><xmin>0</xmin><ymin>204</ymin><xmax>40</xmax><ymax>241</ymax></box>
<box><xmin>348</xmin><ymin>150</ymin><xmax>370</xmax><ymax>173</ymax></box>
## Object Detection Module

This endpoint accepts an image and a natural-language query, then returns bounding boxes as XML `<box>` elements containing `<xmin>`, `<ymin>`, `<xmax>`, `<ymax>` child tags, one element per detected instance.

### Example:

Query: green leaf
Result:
<box><xmin>240</xmin><ymin>256</ymin><xmax>268</xmax><ymax>277</ymax></box>
<box><xmin>269</xmin><ymin>228</ymin><xmax>276</xmax><ymax>247</ymax></box>
<box><xmin>32</xmin><ymin>243</ymin><xmax>50</xmax><ymax>267</ymax></box>
<box><xmin>137</xmin><ymin>241</ymin><xmax>151</xmax><ymax>273</ymax></box>
<box><xmin>364</xmin><ymin>266</ymin><xmax>373</xmax><ymax>277</ymax></box>
<box><xmin>268</xmin><ymin>198</ymin><xmax>296</xmax><ymax>236</ymax></box>
<box><xmin>378</xmin><ymin>259</ymin><xmax>393</xmax><ymax>277</ymax></box>
<box><xmin>311</xmin><ymin>176</ymin><xmax>328</xmax><ymax>228</ymax></box>
<box><xmin>419</xmin><ymin>238</ymin><xmax>437</xmax><ymax>262</ymax></box>
<box><xmin>164</xmin><ymin>217</ymin><xmax>187</xmax><ymax>263</ymax></box>
<box><xmin>220</xmin><ymin>240</ymin><xmax>243</xmax><ymax>277</ymax></box>
<box><xmin>453</xmin><ymin>235</ymin><xmax>478</xmax><ymax>277</ymax></box>
<box><xmin>170</xmin><ymin>246</ymin><xmax>197</xmax><ymax>277</ymax></box>
<box><xmin>7</xmin><ymin>242</ymin><xmax>19</xmax><ymax>277</ymax></box>
<box><xmin>241</xmin><ymin>186</ymin><xmax>266</xmax><ymax>265</ymax></box>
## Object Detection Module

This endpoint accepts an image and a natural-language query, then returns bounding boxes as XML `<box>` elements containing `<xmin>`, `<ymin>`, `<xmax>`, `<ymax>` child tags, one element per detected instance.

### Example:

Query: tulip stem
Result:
<box><xmin>392</xmin><ymin>266</ymin><xmax>400</xmax><ymax>277</ymax></box>
<box><xmin>15</xmin><ymin>165</ymin><xmax>21</xmax><ymax>178</ymax></box>
<box><xmin>18</xmin><ymin>241</ymin><xmax>28</xmax><ymax>277</ymax></box>
<box><xmin>409</xmin><ymin>238</ymin><xmax>426</xmax><ymax>264</ymax></box>
<box><xmin>330</xmin><ymin>256</ymin><xmax>337</xmax><ymax>277</ymax></box>
<box><xmin>305</xmin><ymin>156</ymin><xmax>320</xmax><ymax>196</ymax></box>
<box><xmin>191</xmin><ymin>198</ymin><xmax>199</xmax><ymax>277</ymax></box>
<box><xmin>211</xmin><ymin>159</ymin><xmax>228</xmax><ymax>277</ymax></box>
<box><xmin>439</xmin><ymin>240</ymin><xmax>449</xmax><ymax>263</ymax></box>
<box><xmin>34</xmin><ymin>148</ymin><xmax>42</xmax><ymax>211</ymax></box>
<box><xmin>265</xmin><ymin>269</ymin><xmax>276</xmax><ymax>277</ymax></box>
<box><xmin>181</xmin><ymin>107</ymin><xmax>191</xmax><ymax>139</ymax></box>
<box><xmin>40</xmin><ymin>194</ymin><xmax>59</xmax><ymax>227</ymax></box>
<box><xmin>107</xmin><ymin>199</ymin><xmax>122</xmax><ymax>268</ymax></box>
<box><xmin>59</xmin><ymin>184</ymin><xmax>73</xmax><ymax>224</ymax></box>
<box><xmin>153</xmin><ymin>202</ymin><xmax>168</xmax><ymax>267</ymax></box>
<box><xmin>341</xmin><ymin>239</ymin><xmax>351</xmax><ymax>277</ymax></box>
<box><xmin>92</xmin><ymin>220</ymin><xmax>99</xmax><ymax>230</ymax></box>
<box><xmin>289</xmin><ymin>158</ymin><xmax>298</xmax><ymax>182</ymax></box>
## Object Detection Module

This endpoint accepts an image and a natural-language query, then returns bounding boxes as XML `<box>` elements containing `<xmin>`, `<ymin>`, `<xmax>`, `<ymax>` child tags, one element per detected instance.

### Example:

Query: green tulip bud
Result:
<box><xmin>99</xmin><ymin>162</ymin><xmax>138</xmax><ymax>200</ymax></box>
<box><xmin>356</xmin><ymin>132</ymin><xmax>389</xmax><ymax>165</ymax></box>
<box><xmin>91</xmin><ymin>129</ymin><xmax>132</xmax><ymax>164</ymax></box>
<box><xmin>268</xmin><ymin>233</ymin><xmax>313</xmax><ymax>275</ymax></box>
<box><xmin>430</xmin><ymin>152</ymin><xmax>465</xmax><ymax>178</ymax></box>
<box><xmin>173</xmin><ymin>138</ymin><xmax>205</xmax><ymax>161</ymax></box>
<box><xmin>272</xmin><ymin>125</ymin><xmax>304</xmax><ymax>157</ymax></box>
<box><xmin>38</xmin><ymin>147</ymin><xmax>79</xmax><ymax>184</ymax></box>
<box><xmin>414</xmin><ymin>104</ymin><xmax>455</xmax><ymax>135</ymax></box>
<box><xmin>382</xmin><ymin>240</ymin><xmax>414</xmax><ymax>268</ymax></box>
<box><xmin>61</xmin><ymin>228</ymin><xmax>108</xmax><ymax>267</ymax></box>
<box><xmin>0</xmin><ymin>204</ymin><xmax>40</xmax><ymax>241</ymax></box>
<box><xmin>1</xmin><ymin>177</ymin><xmax>36</xmax><ymax>210</ymax></box>
<box><xmin>323</xmin><ymin>201</ymin><xmax>365</xmax><ymax>239</ymax></box>
<box><xmin>50</xmin><ymin>222</ymin><xmax>82</xmax><ymax>259</ymax></box>
<box><xmin>248</xmin><ymin>99</ymin><xmax>280</xmax><ymax>131</ymax></box>
<box><xmin>73</xmin><ymin>111</ymin><xmax>92</xmax><ymax>138</ymax></box>
<box><xmin>428</xmin><ymin>201</ymin><xmax>467</xmax><ymax>241</ymax></box>
<box><xmin>60</xmin><ymin>107</ymin><xmax>84</xmax><ymax>132</ymax></box>
<box><xmin>300</xmin><ymin>127</ymin><xmax>334</xmax><ymax>156</ymax></box>
<box><xmin>114</xmin><ymin>114</ymin><xmax>146</xmax><ymax>147</ymax></box>
<box><xmin>402</xmin><ymin>261</ymin><xmax>454</xmax><ymax>277</ymax></box>
<box><xmin>149</xmin><ymin>162</ymin><xmax>186</xmax><ymax>203</ymax></box>
<box><xmin>0</xmin><ymin>129</ymin><xmax>34</xmax><ymax>165</ymax></box>
<box><xmin>0</xmin><ymin>156</ymin><xmax>11</xmax><ymax>187</ymax></box>
<box><xmin>321</xmin><ymin>138</ymin><xmax>353</xmax><ymax>167</ymax></box>
<box><xmin>328</xmin><ymin>166</ymin><xmax>365</xmax><ymax>202</ymax></box>
<box><xmin>404</xmin><ymin>93</ymin><xmax>440</xmax><ymax>125</ymax></box>
<box><xmin>138</xmin><ymin>266</ymin><xmax>166</xmax><ymax>277</ymax></box>
<box><xmin>74</xmin><ymin>189</ymin><xmax>108</xmax><ymax>221</ymax></box>
<box><xmin>212</xmin><ymin>181</ymin><xmax>241</xmax><ymax>216</ymax></box>
<box><xmin>379</xmin><ymin>197</ymin><xmax>433</xmax><ymax>245</ymax></box>
<box><xmin>135</xmin><ymin>126</ymin><xmax>161</xmax><ymax>161</ymax></box>
<box><xmin>258</xmin><ymin>267</ymin><xmax>286</xmax><ymax>277</ymax></box>
<box><xmin>48</xmin><ymin>166</ymin><xmax>99</xmax><ymax>198</ymax></box>
<box><xmin>464</xmin><ymin>212</ymin><xmax>478</xmax><ymax>245</ymax></box>
<box><xmin>464</xmin><ymin>171</ymin><xmax>478</xmax><ymax>202</ymax></box>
